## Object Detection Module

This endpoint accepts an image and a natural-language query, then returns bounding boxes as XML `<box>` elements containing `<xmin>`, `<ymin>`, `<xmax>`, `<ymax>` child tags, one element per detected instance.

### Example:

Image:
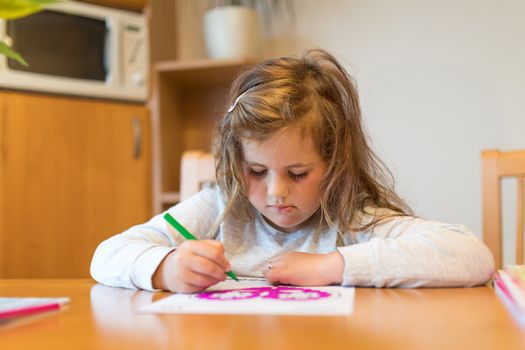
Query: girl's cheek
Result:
<box><xmin>246</xmin><ymin>179</ymin><xmax>258</xmax><ymax>195</ymax></box>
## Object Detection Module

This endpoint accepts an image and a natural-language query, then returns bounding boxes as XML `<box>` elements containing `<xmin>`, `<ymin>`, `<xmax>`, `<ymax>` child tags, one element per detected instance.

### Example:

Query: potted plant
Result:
<box><xmin>202</xmin><ymin>0</ymin><xmax>293</xmax><ymax>60</ymax></box>
<box><xmin>0</xmin><ymin>0</ymin><xmax>62</xmax><ymax>66</ymax></box>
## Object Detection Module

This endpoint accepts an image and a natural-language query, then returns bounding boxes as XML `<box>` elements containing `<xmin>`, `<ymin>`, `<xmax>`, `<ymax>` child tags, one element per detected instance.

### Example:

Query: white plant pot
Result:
<box><xmin>203</xmin><ymin>6</ymin><xmax>262</xmax><ymax>60</ymax></box>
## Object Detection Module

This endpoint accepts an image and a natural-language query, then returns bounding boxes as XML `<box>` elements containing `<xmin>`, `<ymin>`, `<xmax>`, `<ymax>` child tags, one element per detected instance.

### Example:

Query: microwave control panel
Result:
<box><xmin>122</xmin><ymin>20</ymin><xmax>148</xmax><ymax>89</ymax></box>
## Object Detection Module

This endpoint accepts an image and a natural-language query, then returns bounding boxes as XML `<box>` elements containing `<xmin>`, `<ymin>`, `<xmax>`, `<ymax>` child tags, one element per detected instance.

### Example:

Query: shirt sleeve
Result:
<box><xmin>90</xmin><ymin>186</ymin><xmax>220</xmax><ymax>291</ymax></box>
<box><xmin>336</xmin><ymin>215</ymin><xmax>496</xmax><ymax>287</ymax></box>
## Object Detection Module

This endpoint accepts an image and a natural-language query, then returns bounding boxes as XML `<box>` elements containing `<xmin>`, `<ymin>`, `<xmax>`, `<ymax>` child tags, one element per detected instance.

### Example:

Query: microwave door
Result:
<box><xmin>6</xmin><ymin>9</ymin><xmax>108</xmax><ymax>82</ymax></box>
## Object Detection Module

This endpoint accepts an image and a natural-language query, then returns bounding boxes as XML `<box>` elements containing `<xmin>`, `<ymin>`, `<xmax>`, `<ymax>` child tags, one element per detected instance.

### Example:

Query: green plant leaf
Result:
<box><xmin>0</xmin><ymin>0</ymin><xmax>61</xmax><ymax>19</ymax></box>
<box><xmin>0</xmin><ymin>40</ymin><xmax>28</xmax><ymax>66</ymax></box>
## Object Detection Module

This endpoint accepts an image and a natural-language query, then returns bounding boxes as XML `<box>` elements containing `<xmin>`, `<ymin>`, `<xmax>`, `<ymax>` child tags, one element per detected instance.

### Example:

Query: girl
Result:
<box><xmin>91</xmin><ymin>49</ymin><xmax>494</xmax><ymax>293</ymax></box>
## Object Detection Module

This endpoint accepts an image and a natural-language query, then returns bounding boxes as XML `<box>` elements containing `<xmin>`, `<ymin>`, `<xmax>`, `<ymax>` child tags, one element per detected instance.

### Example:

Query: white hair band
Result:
<box><xmin>227</xmin><ymin>89</ymin><xmax>250</xmax><ymax>113</ymax></box>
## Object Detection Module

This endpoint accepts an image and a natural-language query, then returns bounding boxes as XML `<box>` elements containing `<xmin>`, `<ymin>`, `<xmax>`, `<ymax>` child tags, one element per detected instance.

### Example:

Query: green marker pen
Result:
<box><xmin>163</xmin><ymin>213</ymin><xmax>239</xmax><ymax>282</ymax></box>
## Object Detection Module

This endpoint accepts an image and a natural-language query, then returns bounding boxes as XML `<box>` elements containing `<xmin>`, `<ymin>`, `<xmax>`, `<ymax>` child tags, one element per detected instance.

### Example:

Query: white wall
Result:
<box><xmin>177</xmin><ymin>0</ymin><xmax>525</xmax><ymax>262</ymax></box>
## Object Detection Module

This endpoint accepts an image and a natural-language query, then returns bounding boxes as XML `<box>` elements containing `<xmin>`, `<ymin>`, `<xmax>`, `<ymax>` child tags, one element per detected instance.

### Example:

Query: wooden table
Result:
<box><xmin>1</xmin><ymin>279</ymin><xmax>524</xmax><ymax>350</ymax></box>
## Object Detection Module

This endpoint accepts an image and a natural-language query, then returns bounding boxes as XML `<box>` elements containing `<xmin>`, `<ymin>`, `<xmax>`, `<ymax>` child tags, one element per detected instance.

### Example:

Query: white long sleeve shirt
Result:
<box><xmin>90</xmin><ymin>186</ymin><xmax>495</xmax><ymax>291</ymax></box>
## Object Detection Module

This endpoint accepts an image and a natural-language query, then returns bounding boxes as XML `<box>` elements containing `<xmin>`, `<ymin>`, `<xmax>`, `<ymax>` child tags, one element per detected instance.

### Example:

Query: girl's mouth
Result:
<box><xmin>269</xmin><ymin>205</ymin><xmax>294</xmax><ymax>213</ymax></box>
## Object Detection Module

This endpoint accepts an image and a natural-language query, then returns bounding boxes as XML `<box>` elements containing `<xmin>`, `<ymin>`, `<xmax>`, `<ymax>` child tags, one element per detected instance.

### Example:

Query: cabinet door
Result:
<box><xmin>0</xmin><ymin>91</ymin><xmax>151</xmax><ymax>278</ymax></box>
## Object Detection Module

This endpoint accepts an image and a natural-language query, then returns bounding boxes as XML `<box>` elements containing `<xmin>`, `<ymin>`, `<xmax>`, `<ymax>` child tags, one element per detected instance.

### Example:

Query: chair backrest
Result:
<box><xmin>180</xmin><ymin>151</ymin><xmax>216</xmax><ymax>201</ymax></box>
<box><xmin>482</xmin><ymin>149</ymin><xmax>525</xmax><ymax>269</ymax></box>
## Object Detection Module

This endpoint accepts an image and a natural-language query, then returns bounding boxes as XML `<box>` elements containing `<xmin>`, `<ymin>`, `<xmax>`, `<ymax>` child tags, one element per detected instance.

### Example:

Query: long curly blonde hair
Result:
<box><xmin>212</xmin><ymin>49</ymin><xmax>412</xmax><ymax>236</ymax></box>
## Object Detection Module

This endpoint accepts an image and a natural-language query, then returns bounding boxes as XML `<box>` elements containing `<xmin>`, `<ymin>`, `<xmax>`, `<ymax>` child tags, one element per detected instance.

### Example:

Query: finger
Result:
<box><xmin>191</xmin><ymin>240</ymin><xmax>231</xmax><ymax>272</ymax></box>
<box><xmin>200</xmin><ymin>239</ymin><xmax>223</xmax><ymax>249</ymax></box>
<box><xmin>177</xmin><ymin>280</ymin><xmax>214</xmax><ymax>294</ymax></box>
<box><xmin>264</xmin><ymin>271</ymin><xmax>280</xmax><ymax>284</ymax></box>
<box><xmin>184</xmin><ymin>269</ymin><xmax>223</xmax><ymax>289</ymax></box>
<box><xmin>262</xmin><ymin>259</ymin><xmax>274</xmax><ymax>275</ymax></box>
<box><xmin>188</xmin><ymin>255</ymin><xmax>227</xmax><ymax>281</ymax></box>
<box><xmin>262</xmin><ymin>259</ymin><xmax>280</xmax><ymax>284</ymax></box>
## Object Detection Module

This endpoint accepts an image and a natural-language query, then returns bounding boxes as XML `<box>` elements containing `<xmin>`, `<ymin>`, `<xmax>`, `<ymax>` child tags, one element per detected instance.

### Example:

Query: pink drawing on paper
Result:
<box><xmin>196</xmin><ymin>286</ymin><xmax>333</xmax><ymax>302</ymax></box>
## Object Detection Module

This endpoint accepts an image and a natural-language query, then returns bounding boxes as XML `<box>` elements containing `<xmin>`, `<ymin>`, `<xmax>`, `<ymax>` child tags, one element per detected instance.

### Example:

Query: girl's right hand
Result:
<box><xmin>152</xmin><ymin>240</ymin><xmax>231</xmax><ymax>293</ymax></box>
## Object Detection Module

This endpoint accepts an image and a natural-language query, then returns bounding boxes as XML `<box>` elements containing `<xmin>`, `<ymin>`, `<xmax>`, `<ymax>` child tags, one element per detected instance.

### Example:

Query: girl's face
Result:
<box><xmin>241</xmin><ymin>127</ymin><xmax>327</xmax><ymax>233</ymax></box>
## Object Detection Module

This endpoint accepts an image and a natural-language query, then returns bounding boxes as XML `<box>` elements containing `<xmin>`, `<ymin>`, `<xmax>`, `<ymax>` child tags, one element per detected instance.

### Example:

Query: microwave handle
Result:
<box><xmin>103</xmin><ymin>20</ymin><xmax>112</xmax><ymax>80</ymax></box>
<box><xmin>132</xmin><ymin>116</ymin><xmax>142</xmax><ymax>160</ymax></box>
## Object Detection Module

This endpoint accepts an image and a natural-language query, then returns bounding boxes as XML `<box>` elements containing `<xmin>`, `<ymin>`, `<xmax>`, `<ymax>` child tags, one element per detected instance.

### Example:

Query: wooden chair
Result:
<box><xmin>482</xmin><ymin>149</ymin><xmax>525</xmax><ymax>269</ymax></box>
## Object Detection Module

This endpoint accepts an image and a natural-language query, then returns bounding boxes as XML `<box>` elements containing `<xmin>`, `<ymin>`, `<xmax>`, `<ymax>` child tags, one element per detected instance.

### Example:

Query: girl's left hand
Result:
<box><xmin>263</xmin><ymin>251</ymin><xmax>344</xmax><ymax>286</ymax></box>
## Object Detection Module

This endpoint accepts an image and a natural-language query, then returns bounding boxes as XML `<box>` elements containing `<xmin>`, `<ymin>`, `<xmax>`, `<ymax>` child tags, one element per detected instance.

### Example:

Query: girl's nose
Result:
<box><xmin>267</xmin><ymin>175</ymin><xmax>288</xmax><ymax>198</ymax></box>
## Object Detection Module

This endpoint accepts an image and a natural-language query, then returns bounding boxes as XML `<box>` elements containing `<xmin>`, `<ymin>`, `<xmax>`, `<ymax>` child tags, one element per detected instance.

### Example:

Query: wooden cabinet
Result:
<box><xmin>150</xmin><ymin>58</ymin><xmax>253</xmax><ymax>213</ymax></box>
<box><xmin>0</xmin><ymin>91</ymin><xmax>151</xmax><ymax>278</ymax></box>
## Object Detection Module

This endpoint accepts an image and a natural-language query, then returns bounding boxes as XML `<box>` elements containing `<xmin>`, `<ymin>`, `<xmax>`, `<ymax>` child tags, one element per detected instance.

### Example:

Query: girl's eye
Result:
<box><xmin>249</xmin><ymin>168</ymin><xmax>267</xmax><ymax>177</ymax></box>
<box><xmin>289</xmin><ymin>171</ymin><xmax>308</xmax><ymax>180</ymax></box>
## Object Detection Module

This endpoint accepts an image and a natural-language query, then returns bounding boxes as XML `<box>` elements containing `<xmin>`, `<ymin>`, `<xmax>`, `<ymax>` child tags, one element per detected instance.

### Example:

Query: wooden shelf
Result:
<box><xmin>155</xmin><ymin>58</ymin><xmax>255</xmax><ymax>87</ymax></box>
<box><xmin>150</xmin><ymin>58</ymin><xmax>255</xmax><ymax>213</ymax></box>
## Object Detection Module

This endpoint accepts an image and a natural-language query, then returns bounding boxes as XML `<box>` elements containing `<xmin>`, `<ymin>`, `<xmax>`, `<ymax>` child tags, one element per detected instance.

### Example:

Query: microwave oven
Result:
<box><xmin>0</xmin><ymin>1</ymin><xmax>148</xmax><ymax>102</ymax></box>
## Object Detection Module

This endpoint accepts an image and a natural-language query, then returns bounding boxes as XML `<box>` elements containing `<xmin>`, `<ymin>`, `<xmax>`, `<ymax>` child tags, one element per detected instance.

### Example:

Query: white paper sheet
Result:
<box><xmin>139</xmin><ymin>277</ymin><xmax>354</xmax><ymax>316</ymax></box>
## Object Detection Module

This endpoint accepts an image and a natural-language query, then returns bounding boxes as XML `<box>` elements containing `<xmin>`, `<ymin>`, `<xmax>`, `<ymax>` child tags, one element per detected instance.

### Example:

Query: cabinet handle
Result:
<box><xmin>132</xmin><ymin>116</ymin><xmax>142</xmax><ymax>160</ymax></box>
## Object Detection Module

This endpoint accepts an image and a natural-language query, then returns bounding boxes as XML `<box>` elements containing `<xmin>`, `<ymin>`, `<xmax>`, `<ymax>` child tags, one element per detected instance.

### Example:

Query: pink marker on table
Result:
<box><xmin>0</xmin><ymin>297</ymin><xmax>69</xmax><ymax>319</ymax></box>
